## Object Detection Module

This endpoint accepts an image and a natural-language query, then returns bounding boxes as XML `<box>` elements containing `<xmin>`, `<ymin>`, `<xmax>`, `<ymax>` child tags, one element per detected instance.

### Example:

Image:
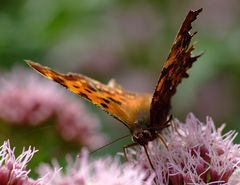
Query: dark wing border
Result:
<box><xmin>150</xmin><ymin>9</ymin><xmax>203</xmax><ymax>129</ymax></box>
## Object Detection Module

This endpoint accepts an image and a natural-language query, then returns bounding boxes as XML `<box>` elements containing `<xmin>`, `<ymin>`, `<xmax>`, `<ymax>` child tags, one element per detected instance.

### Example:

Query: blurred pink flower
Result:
<box><xmin>0</xmin><ymin>66</ymin><xmax>106</xmax><ymax>149</ymax></box>
<box><xmin>37</xmin><ymin>149</ymin><xmax>154</xmax><ymax>185</ymax></box>
<box><xmin>56</xmin><ymin>102</ymin><xmax>106</xmax><ymax>148</ymax></box>
<box><xmin>0</xmin><ymin>67</ymin><xmax>66</xmax><ymax>125</ymax></box>
<box><xmin>0</xmin><ymin>140</ymin><xmax>45</xmax><ymax>185</ymax></box>
<box><xmin>128</xmin><ymin>114</ymin><xmax>240</xmax><ymax>185</ymax></box>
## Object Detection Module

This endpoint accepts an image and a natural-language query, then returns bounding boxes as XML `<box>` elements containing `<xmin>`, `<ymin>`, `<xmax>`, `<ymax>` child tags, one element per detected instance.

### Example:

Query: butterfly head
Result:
<box><xmin>132</xmin><ymin>126</ymin><xmax>156</xmax><ymax>146</ymax></box>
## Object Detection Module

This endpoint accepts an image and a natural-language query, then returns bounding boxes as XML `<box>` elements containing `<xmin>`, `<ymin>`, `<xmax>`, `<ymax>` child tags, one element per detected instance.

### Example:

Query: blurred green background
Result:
<box><xmin>0</xmin><ymin>0</ymin><xmax>239</xmax><ymax>176</ymax></box>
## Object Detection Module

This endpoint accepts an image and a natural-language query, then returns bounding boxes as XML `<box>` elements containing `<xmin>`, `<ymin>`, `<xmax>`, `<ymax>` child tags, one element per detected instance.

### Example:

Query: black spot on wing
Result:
<box><xmin>107</xmin><ymin>97</ymin><xmax>122</xmax><ymax>105</ymax></box>
<box><xmin>102</xmin><ymin>98</ymin><xmax>110</xmax><ymax>104</ymax></box>
<box><xmin>53</xmin><ymin>77</ymin><xmax>68</xmax><ymax>89</ymax></box>
<box><xmin>79</xmin><ymin>92</ymin><xmax>91</xmax><ymax>101</ymax></box>
<box><xmin>100</xmin><ymin>103</ymin><xmax>109</xmax><ymax>109</ymax></box>
<box><xmin>73</xmin><ymin>85</ymin><xmax>80</xmax><ymax>89</ymax></box>
<box><xmin>53</xmin><ymin>76</ymin><xmax>65</xmax><ymax>84</ymax></box>
<box><xmin>84</xmin><ymin>88</ymin><xmax>92</xmax><ymax>93</ymax></box>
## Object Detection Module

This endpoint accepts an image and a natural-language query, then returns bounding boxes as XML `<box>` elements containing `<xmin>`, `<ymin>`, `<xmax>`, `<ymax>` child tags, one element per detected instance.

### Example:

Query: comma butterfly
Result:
<box><xmin>26</xmin><ymin>8</ymin><xmax>202</xmax><ymax>163</ymax></box>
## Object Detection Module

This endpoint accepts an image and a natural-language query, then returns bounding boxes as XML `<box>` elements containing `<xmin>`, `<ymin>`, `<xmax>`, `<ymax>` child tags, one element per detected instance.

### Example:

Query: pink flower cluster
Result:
<box><xmin>0</xmin><ymin>66</ymin><xmax>106</xmax><ymax>149</ymax></box>
<box><xmin>37</xmin><ymin>149</ymin><xmax>154</xmax><ymax>185</ymax></box>
<box><xmin>0</xmin><ymin>141</ymin><xmax>154</xmax><ymax>185</ymax></box>
<box><xmin>0</xmin><ymin>141</ymin><xmax>44</xmax><ymax>185</ymax></box>
<box><xmin>0</xmin><ymin>114</ymin><xmax>239</xmax><ymax>185</ymax></box>
<box><xmin>129</xmin><ymin>114</ymin><xmax>240</xmax><ymax>184</ymax></box>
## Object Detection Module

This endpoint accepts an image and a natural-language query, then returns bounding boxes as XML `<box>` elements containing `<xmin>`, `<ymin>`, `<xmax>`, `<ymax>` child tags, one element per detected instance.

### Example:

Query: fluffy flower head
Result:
<box><xmin>0</xmin><ymin>140</ymin><xmax>45</xmax><ymax>185</ymax></box>
<box><xmin>37</xmin><ymin>149</ymin><xmax>154</xmax><ymax>185</ymax></box>
<box><xmin>129</xmin><ymin>114</ymin><xmax>240</xmax><ymax>185</ymax></box>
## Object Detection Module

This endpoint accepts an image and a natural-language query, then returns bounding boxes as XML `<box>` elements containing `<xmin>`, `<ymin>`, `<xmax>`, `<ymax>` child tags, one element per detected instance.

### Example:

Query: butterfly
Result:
<box><xmin>26</xmin><ymin>8</ymin><xmax>202</xmax><ymax>162</ymax></box>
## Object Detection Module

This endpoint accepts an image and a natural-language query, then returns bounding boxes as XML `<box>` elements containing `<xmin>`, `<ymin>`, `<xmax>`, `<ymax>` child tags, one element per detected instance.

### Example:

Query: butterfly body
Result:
<box><xmin>26</xmin><ymin>8</ymin><xmax>202</xmax><ymax>147</ymax></box>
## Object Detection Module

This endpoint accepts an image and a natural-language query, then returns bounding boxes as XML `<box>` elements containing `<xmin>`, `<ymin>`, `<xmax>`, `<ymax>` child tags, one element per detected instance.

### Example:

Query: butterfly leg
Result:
<box><xmin>156</xmin><ymin>115</ymin><xmax>173</xmax><ymax>150</ymax></box>
<box><xmin>157</xmin><ymin>133</ymin><xmax>168</xmax><ymax>150</ymax></box>
<box><xmin>123</xmin><ymin>143</ymin><xmax>138</xmax><ymax>161</ymax></box>
<box><xmin>123</xmin><ymin>143</ymin><xmax>155</xmax><ymax>171</ymax></box>
<box><xmin>124</xmin><ymin>143</ymin><xmax>157</xmax><ymax>184</ymax></box>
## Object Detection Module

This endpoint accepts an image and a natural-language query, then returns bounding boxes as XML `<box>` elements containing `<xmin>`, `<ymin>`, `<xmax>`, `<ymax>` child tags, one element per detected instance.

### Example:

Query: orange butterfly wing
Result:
<box><xmin>26</xmin><ymin>61</ymin><xmax>152</xmax><ymax>130</ymax></box>
<box><xmin>150</xmin><ymin>9</ymin><xmax>203</xmax><ymax>129</ymax></box>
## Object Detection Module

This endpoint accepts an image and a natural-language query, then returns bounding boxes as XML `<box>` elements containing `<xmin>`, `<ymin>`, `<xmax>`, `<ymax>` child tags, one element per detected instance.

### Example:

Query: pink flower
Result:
<box><xmin>0</xmin><ymin>140</ymin><xmax>45</xmax><ymax>185</ymax></box>
<box><xmin>0</xmin><ymin>66</ymin><xmax>106</xmax><ymax>149</ymax></box>
<box><xmin>128</xmin><ymin>114</ymin><xmax>240</xmax><ymax>185</ymax></box>
<box><xmin>0</xmin><ymin>67</ymin><xmax>61</xmax><ymax>125</ymax></box>
<box><xmin>56</xmin><ymin>101</ymin><xmax>106</xmax><ymax>148</ymax></box>
<box><xmin>37</xmin><ymin>149</ymin><xmax>154</xmax><ymax>185</ymax></box>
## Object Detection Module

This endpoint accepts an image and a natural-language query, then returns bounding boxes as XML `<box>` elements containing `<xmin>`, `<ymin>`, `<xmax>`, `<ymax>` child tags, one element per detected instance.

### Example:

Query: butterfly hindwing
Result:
<box><xmin>26</xmin><ymin>61</ymin><xmax>152</xmax><ymax>129</ymax></box>
<box><xmin>150</xmin><ymin>9</ymin><xmax>202</xmax><ymax>129</ymax></box>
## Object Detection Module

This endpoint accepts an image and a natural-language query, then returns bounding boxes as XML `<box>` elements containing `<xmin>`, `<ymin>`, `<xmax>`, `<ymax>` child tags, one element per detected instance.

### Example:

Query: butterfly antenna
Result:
<box><xmin>90</xmin><ymin>134</ymin><xmax>131</xmax><ymax>155</ymax></box>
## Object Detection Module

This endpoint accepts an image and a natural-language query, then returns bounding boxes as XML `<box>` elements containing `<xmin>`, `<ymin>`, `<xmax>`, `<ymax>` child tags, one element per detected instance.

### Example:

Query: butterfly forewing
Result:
<box><xmin>150</xmin><ymin>9</ymin><xmax>203</xmax><ymax>129</ymax></box>
<box><xmin>26</xmin><ymin>61</ymin><xmax>152</xmax><ymax>129</ymax></box>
